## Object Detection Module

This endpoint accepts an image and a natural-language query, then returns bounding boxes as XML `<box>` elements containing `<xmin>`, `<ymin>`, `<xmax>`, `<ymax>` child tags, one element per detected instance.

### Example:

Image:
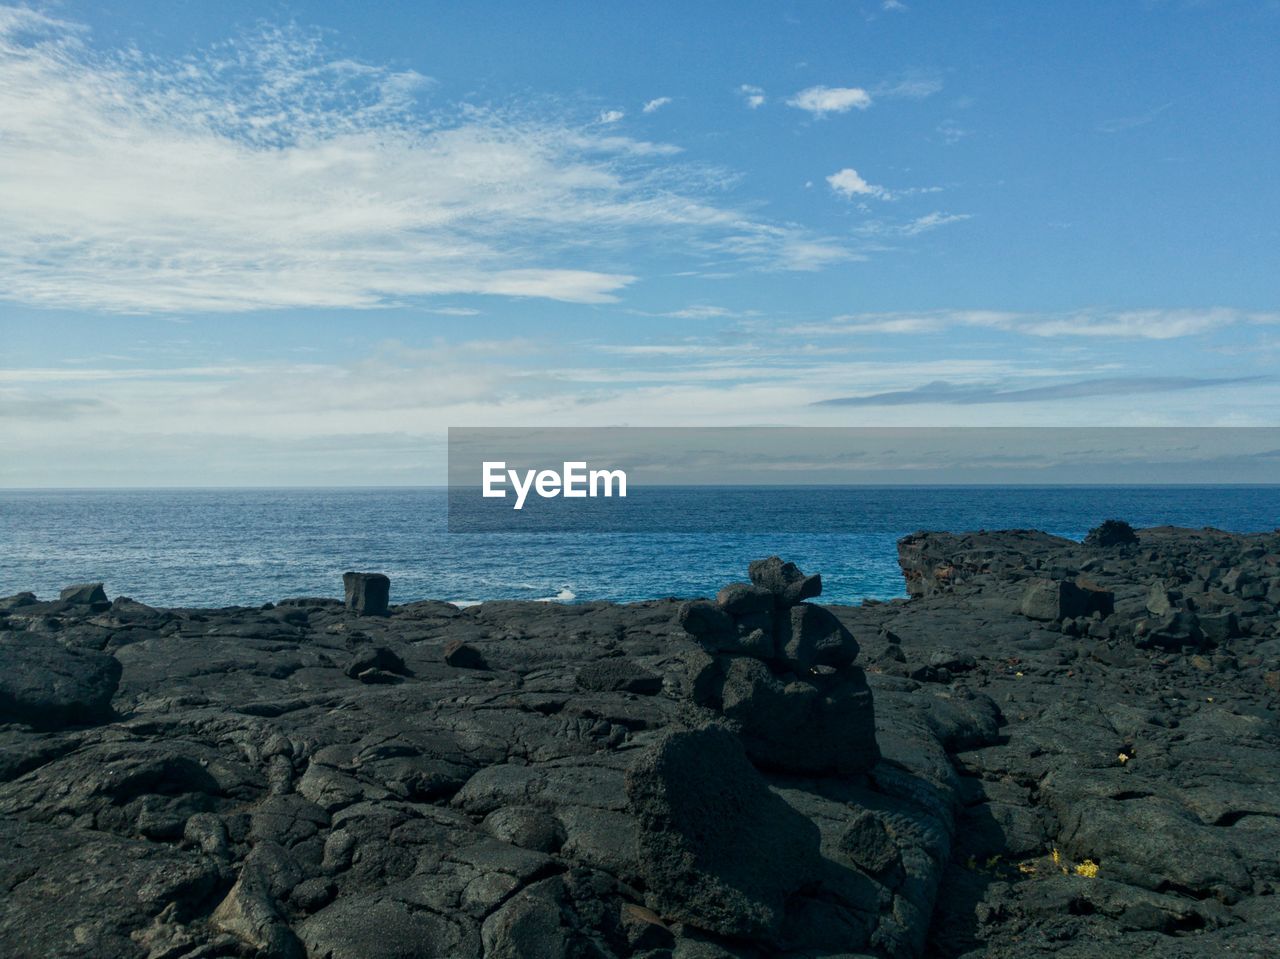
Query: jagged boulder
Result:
<box><xmin>748</xmin><ymin>556</ymin><xmax>822</xmax><ymax>607</ymax></box>
<box><xmin>776</xmin><ymin>603</ymin><xmax>859</xmax><ymax>672</ymax></box>
<box><xmin>1083</xmin><ymin>519</ymin><xmax>1139</xmax><ymax>548</ymax></box>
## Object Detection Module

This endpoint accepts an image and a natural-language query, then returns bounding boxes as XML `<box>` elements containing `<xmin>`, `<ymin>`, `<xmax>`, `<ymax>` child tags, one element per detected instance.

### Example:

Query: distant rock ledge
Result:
<box><xmin>0</xmin><ymin>524</ymin><xmax>1278</xmax><ymax>958</ymax></box>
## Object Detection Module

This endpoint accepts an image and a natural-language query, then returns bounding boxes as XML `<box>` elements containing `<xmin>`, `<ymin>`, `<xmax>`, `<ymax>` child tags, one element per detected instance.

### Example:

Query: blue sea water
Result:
<box><xmin>1</xmin><ymin>487</ymin><xmax>1277</xmax><ymax>608</ymax></box>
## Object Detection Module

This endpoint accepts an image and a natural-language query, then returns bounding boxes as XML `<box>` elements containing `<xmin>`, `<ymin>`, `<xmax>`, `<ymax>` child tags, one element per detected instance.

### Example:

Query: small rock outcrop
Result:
<box><xmin>341</xmin><ymin>571</ymin><xmax>389</xmax><ymax>617</ymax></box>
<box><xmin>58</xmin><ymin>581</ymin><xmax>110</xmax><ymax>611</ymax></box>
<box><xmin>1083</xmin><ymin>517</ymin><xmax>1140</xmax><ymax>548</ymax></box>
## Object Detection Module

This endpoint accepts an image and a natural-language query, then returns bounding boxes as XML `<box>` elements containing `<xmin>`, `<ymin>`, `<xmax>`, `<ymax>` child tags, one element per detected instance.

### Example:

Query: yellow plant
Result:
<box><xmin>1074</xmin><ymin>859</ymin><xmax>1100</xmax><ymax>878</ymax></box>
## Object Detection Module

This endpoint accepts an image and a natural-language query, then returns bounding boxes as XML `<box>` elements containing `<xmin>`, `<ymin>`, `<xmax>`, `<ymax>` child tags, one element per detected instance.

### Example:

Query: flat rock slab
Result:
<box><xmin>0</xmin><ymin>636</ymin><xmax>121</xmax><ymax>728</ymax></box>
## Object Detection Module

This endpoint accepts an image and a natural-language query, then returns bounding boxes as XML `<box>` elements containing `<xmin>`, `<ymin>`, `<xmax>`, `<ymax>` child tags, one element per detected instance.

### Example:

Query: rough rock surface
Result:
<box><xmin>0</xmin><ymin>524</ymin><xmax>1277</xmax><ymax>958</ymax></box>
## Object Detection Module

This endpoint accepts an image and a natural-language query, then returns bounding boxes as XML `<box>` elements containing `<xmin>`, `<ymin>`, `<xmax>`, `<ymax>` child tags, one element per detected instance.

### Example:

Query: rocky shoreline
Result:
<box><xmin>2</xmin><ymin>523</ymin><xmax>1278</xmax><ymax>958</ymax></box>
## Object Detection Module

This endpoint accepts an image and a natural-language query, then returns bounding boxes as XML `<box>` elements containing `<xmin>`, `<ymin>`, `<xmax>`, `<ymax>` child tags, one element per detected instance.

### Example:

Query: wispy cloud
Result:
<box><xmin>0</xmin><ymin>8</ymin><xmax>849</xmax><ymax>313</ymax></box>
<box><xmin>785</xmin><ymin>307</ymin><xmax>1280</xmax><ymax>340</ymax></box>
<box><xmin>873</xmin><ymin>75</ymin><xmax>943</xmax><ymax>100</ymax></box>
<box><xmin>900</xmin><ymin>212</ymin><xmax>970</xmax><ymax>235</ymax></box>
<box><xmin>788</xmin><ymin>85</ymin><xmax>873</xmax><ymax>116</ymax></box>
<box><xmin>1097</xmin><ymin>101</ymin><xmax>1173</xmax><ymax>134</ymax></box>
<box><xmin>653</xmin><ymin>305</ymin><xmax>739</xmax><ymax>320</ymax></box>
<box><xmin>642</xmin><ymin>97</ymin><xmax>672</xmax><ymax>114</ymax></box>
<box><xmin>739</xmin><ymin>84</ymin><xmax>766</xmax><ymax>109</ymax></box>
<box><xmin>814</xmin><ymin>375</ymin><xmax>1267</xmax><ymax>407</ymax></box>
<box><xmin>9</xmin><ymin>332</ymin><xmax>1277</xmax><ymax>484</ymax></box>
<box><xmin>936</xmin><ymin>119</ymin><xmax>972</xmax><ymax>144</ymax></box>
<box><xmin>598</xmin><ymin>109</ymin><xmax>625</xmax><ymax>123</ymax></box>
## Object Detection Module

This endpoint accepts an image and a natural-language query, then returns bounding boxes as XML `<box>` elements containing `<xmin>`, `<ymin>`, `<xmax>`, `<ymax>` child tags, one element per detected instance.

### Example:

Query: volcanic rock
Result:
<box><xmin>748</xmin><ymin>556</ymin><xmax>822</xmax><ymax>606</ymax></box>
<box><xmin>625</xmin><ymin>726</ymin><xmax>823</xmax><ymax>938</ymax></box>
<box><xmin>341</xmin><ymin>571</ymin><xmax>389</xmax><ymax>617</ymax></box>
<box><xmin>443</xmin><ymin>639</ymin><xmax>487</xmax><ymax>669</ymax></box>
<box><xmin>59</xmin><ymin>581</ymin><xmax>110</xmax><ymax>609</ymax></box>
<box><xmin>1020</xmin><ymin>577</ymin><xmax>1114</xmax><ymax>621</ymax></box>
<box><xmin>2</xmin><ymin>527</ymin><xmax>1278</xmax><ymax>958</ymax></box>
<box><xmin>1083</xmin><ymin>518</ymin><xmax>1139</xmax><ymax>548</ymax></box>
<box><xmin>0</xmin><ymin>636</ymin><xmax>121</xmax><ymax>728</ymax></box>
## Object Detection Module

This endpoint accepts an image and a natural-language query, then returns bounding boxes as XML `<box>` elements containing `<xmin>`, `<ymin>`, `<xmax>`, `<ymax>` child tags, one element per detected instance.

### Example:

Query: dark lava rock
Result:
<box><xmin>717</xmin><ymin>656</ymin><xmax>879</xmax><ymax>774</ymax></box>
<box><xmin>747</xmin><ymin>556</ymin><xmax>822</xmax><ymax>607</ymax></box>
<box><xmin>1084</xmin><ymin>518</ymin><xmax>1140</xmax><ymax>548</ymax></box>
<box><xmin>4</xmin><ymin>530</ymin><xmax>1278</xmax><ymax>958</ymax></box>
<box><xmin>343</xmin><ymin>646</ymin><xmax>409</xmax><ymax>681</ymax></box>
<box><xmin>839</xmin><ymin>808</ymin><xmax>902</xmax><ymax>879</ymax></box>
<box><xmin>443</xmin><ymin>639</ymin><xmax>488</xmax><ymax>669</ymax></box>
<box><xmin>677</xmin><ymin>599</ymin><xmax>737</xmax><ymax>650</ymax></box>
<box><xmin>0</xmin><ymin>592</ymin><xmax>37</xmax><ymax>612</ymax></box>
<box><xmin>59</xmin><ymin>582</ymin><xmax>110</xmax><ymax>610</ymax></box>
<box><xmin>576</xmin><ymin>659</ymin><xmax>662</xmax><ymax>695</ymax></box>
<box><xmin>0</xmin><ymin>636</ymin><xmax>121</xmax><ymax>728</ymax></box>
<box><xmin>342</xmin><ymin>571</ymin><xmax>389</xmax><ymax>617</ymax></box>
<box><xmin>777</xmin><ymin>602</ymin><xmax>859</xmax><ymax>671</ymax></box>
<box><xmin>1020</xmin><ymin>577</ymin><xmax>1113</xmax><ymax>621</ymax></box>
<box><xmin>715</xmin><ymin>582</ymin><xmax>775</xmax><ymax>616</ymax></box>
<box><xmin>625</xmin><ymin>726</ymin><xmax>822</xmax><ymax>938</ymax></box>
<box><xmin>481</xmin><ymin>806</ymin><xmax>566</xmax><ymax>853</ymax></box>
<box><xmin>0</xmin><ymin>818</ymin><xmax>224</xmax><ymax>958</ymax></box>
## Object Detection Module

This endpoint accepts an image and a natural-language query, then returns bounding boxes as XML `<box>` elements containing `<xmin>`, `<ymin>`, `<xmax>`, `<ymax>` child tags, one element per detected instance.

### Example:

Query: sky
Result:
<box><xmin>1</xmin><ymin>0</ymin><xmax>1278</xmax><ymax>486</ymax></box>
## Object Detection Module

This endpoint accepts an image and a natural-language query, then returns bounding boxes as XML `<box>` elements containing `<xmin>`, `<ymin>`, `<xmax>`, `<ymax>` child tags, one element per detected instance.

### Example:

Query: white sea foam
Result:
<box><xmin>536</xmin><ymin>587</ymin><xmax>576</xmax><ymax>603</ymax></box>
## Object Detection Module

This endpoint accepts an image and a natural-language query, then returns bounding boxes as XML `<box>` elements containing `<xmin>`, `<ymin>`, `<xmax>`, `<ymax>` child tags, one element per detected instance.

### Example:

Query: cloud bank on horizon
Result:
<box><xmin>1</xmin><ymin>1</ymin><xmax>1277</xmax><ymax>485</ymax></box>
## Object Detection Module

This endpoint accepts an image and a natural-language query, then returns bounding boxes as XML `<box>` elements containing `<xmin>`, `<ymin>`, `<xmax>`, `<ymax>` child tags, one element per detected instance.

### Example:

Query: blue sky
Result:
<box><xmin>1</xmin><ymin>1</ymin><xmax>1278</xmax><ymax>485</ymax></box>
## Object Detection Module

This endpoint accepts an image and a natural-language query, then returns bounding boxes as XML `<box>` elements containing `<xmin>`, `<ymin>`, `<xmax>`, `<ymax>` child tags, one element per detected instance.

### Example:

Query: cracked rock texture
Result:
<box><xmin>0</xmin><ymin>524</ymin><xmax>1277</xmax><ymax>958</ymax></box>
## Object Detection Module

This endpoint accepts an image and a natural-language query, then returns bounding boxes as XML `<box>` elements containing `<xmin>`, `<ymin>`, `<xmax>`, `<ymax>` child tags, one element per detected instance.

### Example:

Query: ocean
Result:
<box><xmin>2</xmin><ymin>486</ymin><xmax>1278</xmax><ymax>608</ymax></box>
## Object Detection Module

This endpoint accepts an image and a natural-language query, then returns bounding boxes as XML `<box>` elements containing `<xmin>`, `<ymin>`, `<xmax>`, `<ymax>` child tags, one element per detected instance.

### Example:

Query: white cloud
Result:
<box><xmin>0</xmin><ymin>9</ymin><xmax>849</xmax><ymax>314</ymax></box>
<box><xmin>739</xmin><ymin>84</ymin><xmax>766</xmax><ymax>109</ymax></box>
<box><xmin>826</xmin><ymin>168</ymin><xmax>888</xmax><ymax>199</ymax></box>
<box><xmin>787</xmin><ymin>85</ymin><xmax>873</xmax><ymax>116</ymax></box>
<box><xmin>782</xmin><ymin>308</ymin><xmax>1280</xmax><ymax>340</ymax></box>
<box><xmin>642</xmin><ymin>97</ymin><xmax>672</xmax><ymax>114</ymax></box>
<box><xmin>598</xmin><ymin>109</ymin><xmax>625</xmax><ymax>123</ymax></box>
<box><xmin>901</xmin><ymin>212</ymin><xmax>971</xmax><ymax>235</ymax></box>
<box><xmin>656</xmin><ymin>305</ymin><xmax>737</xmax><ymax>320</ymax></box>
